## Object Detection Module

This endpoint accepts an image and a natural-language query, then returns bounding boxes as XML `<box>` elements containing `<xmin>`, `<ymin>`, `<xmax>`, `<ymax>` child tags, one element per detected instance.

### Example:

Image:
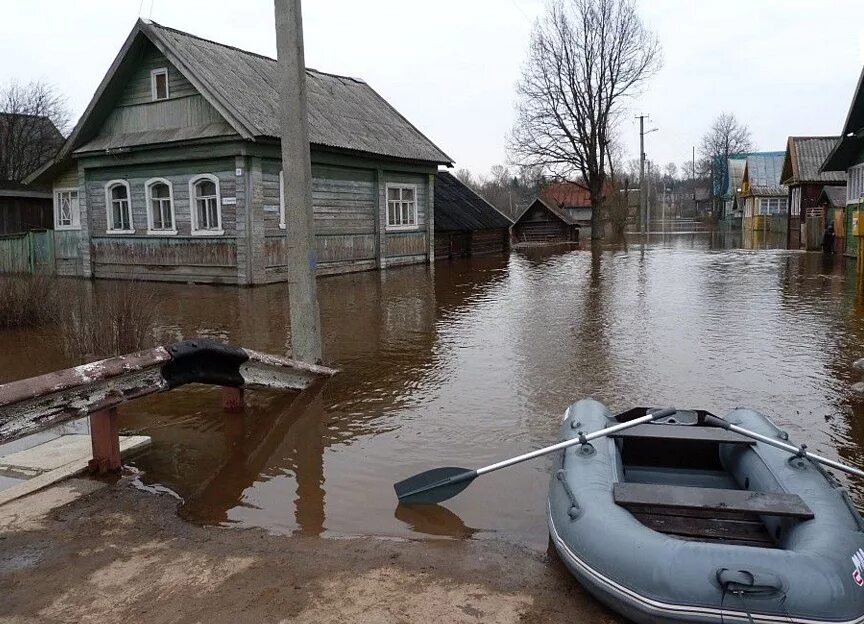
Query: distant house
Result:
<box><xmin>817</xmin><ymin>186</ymin><xmax>848</xmax><ymax>253</ymax></box>
<box><xmin>780</xmin><ymin>136</ymin><xmax>845</xmax><ymax>250</ymax></box>
<box><xmin>822</xmin><ymin>64</ymin><xmax>864</xmax><ymax>257</ymax></box>
<box><xmin>542</xmin><ymin>182</ymin><xmax>595</xmax><ymax>229</ymax></box>
<box><xmin>511</xmin><ymin>198</ymin><xmax>579</xmax><ymax>245</ymax></box>
<box><xmin>740</xmin><ymin>152</ymin><xmax>787</xmax><ymax>233</ymax></box>
<box><xmin>0</xmin><ymin>113</ymin><xmax>63</xmax><ymax>237</ymax></box>
<box><xmin>433</xmin><ymin>172</ymin><xmax>512</xmax><ymax>259</ymax></box>
<box><xmin>26</xmin><ymin>19</ymin><xmax>451</xmax><ymax>283</ymax></box>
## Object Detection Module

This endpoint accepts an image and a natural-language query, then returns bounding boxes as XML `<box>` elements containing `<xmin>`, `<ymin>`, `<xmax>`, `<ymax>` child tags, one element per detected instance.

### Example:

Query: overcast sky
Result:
<box><xmin>5</xmin><ymin>0</ymin><xmax>864</xmax><ymax>177</ymax></box>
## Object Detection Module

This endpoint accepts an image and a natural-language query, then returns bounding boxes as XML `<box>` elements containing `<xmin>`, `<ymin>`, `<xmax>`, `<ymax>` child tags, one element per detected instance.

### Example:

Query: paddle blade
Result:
<box><xmin>394</xmin><ymin>466</ymin><xmax>477</xmax><ymax>505</ymax></box>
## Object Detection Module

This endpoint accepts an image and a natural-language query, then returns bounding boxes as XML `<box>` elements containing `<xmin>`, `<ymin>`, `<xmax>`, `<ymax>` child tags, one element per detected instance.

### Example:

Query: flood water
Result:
<box><xmin>4</xmin><ymin>232</ymin><xmax>864</xmax><ymax>549</ymax></box>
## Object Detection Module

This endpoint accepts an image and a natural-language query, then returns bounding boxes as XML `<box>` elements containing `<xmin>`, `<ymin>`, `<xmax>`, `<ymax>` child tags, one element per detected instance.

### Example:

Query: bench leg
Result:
<box><xmin>222</xmin><ymin>387</ymin><xmax>244</xmax><ymax>412</ymax></box>
<box><xmin>89</xmin><ymin>407</ymin><xmax>121</xmax><ymax>473</ymax></box>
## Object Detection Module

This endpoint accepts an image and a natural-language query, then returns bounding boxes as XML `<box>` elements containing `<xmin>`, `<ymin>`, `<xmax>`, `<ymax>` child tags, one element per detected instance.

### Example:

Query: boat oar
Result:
<box><xmin>704</xmin><ymin>415</ymin><xmax>864</xmax><ymax>479</ymax></box>
<box><xmin>394</xmin><ymin>407</ymin><xmax>677</xmax><ymax>505</ymax></box>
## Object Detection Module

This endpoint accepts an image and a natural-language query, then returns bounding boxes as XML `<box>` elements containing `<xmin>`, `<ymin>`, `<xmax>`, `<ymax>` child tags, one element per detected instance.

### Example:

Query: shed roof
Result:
<box><xmin>823</xmin><ymin>63</ymin><xmax>864</xmax><ymax>172</ymax></box>
<box><xmin>818</xmin><ymin>185</ymin><xmax>847</xmax><ymax>207</ymax></box>
<box><xmin>434</xmin><ymin>172</ymin><xmax>512</xmax><ymax>231</ymax></box>
<box><xmin>781</xmin><ymin>136</ymin><xmax>845</xmax><ymax>185</ymax></box>
<box><xmin>28</xmin><ymin>18</ymin><xmax>451</xmax><ymax>183</ymax></box>
<box><xmin>742</xmin><ymin>152</ymin><xmax>787</xmax><ymax>196</ymax></box>
<box><xmin>513</xmin><ymin>197</ymin><xmax>577</xmax><ymax>225</ymax></box>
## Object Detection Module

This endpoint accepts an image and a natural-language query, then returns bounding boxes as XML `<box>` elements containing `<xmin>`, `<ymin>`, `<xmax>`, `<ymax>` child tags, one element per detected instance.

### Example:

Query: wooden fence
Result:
<box><xmin>0</xmin><ymin>230</ymin><xmax>54</xmax><ymax>274</ymax></box>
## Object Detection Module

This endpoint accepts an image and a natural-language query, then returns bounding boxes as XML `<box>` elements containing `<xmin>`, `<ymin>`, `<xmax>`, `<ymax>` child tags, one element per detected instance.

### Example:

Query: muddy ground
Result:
<box><xmin>0</xmin><ymin>477</ymin><xmax>621</xmax><ymax>623</ymax></box>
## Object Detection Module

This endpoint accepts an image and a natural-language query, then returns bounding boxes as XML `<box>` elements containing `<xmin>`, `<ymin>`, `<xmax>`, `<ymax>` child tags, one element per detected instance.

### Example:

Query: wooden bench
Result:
<box><xmin>610</xmin><ymin>424</ymin><xmax>754</xmax><ymax>445</ymax></box>
<box><xmin>614</xmin><ymin>483</ymin><xmax>813</xmax><ymax>548</ymax></box>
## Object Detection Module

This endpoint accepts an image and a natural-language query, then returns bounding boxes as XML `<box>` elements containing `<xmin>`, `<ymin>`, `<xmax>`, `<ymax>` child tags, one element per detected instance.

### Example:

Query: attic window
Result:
<box><xmin>151</xmin><ymin>68</ymin><xmax>168</xmax><ymax>101</ymax></box>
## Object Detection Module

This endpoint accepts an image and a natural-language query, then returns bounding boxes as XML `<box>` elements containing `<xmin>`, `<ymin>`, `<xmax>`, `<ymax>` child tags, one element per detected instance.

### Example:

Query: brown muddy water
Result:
<box><xmin>3</xmin><ymin>232</ymin><xmax>864</xmax><ymax>550</ymax></box>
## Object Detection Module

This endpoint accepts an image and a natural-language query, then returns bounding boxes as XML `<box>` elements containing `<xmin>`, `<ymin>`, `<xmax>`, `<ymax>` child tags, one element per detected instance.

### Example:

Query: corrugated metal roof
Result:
<box><xmin>744</xmin><ymin>152</ymin><xmax>787</xmax><ymax>196</ymax></box>
<box><xmin>146</xmin><ymin>21</ymin><xmax>452</xmax><ymax>165</ymax></box>
<box><xmin>820</xmin><ymin>185</ymin><xmax>847</xmax><ymax>207</ymax></box>
<box><xmin>434</xmin><ymin>172</ymin><xmax>512</xmax><ymax>231</ymax></box>
<box><xmin>785</xmin><ymin>137</ymin><xmax>845</xmax><ymax>184</ymax></box>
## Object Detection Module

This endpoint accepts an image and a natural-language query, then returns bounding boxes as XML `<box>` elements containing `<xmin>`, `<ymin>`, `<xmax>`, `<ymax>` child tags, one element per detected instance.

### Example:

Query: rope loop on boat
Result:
<box><xmin>555</xmin><ymin>469</ymin><xmax>581</xmax><ymax>519</ymax></box>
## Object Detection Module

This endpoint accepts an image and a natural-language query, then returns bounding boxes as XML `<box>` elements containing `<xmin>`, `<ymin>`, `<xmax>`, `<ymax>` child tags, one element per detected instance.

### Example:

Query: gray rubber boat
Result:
<box><xmin>548</xmin><ymin>399</ymin><xmax>864</xmax><ymax>624</ymax></box>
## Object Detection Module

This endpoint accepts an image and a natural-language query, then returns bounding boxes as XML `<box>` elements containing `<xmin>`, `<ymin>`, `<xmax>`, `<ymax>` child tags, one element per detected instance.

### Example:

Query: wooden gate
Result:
<box><xmin>0</xmin><ymin>230</ymin><xmax>54</xmax><ymax>274</ymax></box>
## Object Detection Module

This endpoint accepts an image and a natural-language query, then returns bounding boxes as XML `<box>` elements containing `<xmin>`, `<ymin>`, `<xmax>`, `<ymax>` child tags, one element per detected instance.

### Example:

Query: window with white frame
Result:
<box><xmin>279</xmin><ymin>170</ymin><xmax>286</xmax><ymax>229</ymax></box>
<box><xmin>848</xmin><ymin>164</ymin><xmax>864</xmax><ymax>204</ymax></box>
<box><xmin>145</xmin><ymin>178</ymin><xmax>176</xmax><ymax>234</ymax></box>
<box><xmin>189</xmin><ymin>174</ymin><xmax>223</xmax><ymax>234</ymax></box>
<box><xmin>55</xmin><ymin>189</ymin><xmax>80</xmax><ymax>230</ymax></box>
<box><xmin>105</xmin><ymin>180</ymin><xmax>133</xmax><ymax>233</ymax></box>
<box><xmin>151</xmin><ymin>68</ymin><xmax>169</xmax><ymax>101</ymax></box>
<box><xmin>758</xmin><ymin>197</ymin><xmax>788</xmax><ymax>215</ymax></box>
<box><xmin>791</xmin><ymin>187</ymin><xmax>801</xmax><ymax>217</ymax></box>
<box><xmin>386</xmin><ymin>184</ymin><xmax>418</xmax><ymax>229</ymax></box>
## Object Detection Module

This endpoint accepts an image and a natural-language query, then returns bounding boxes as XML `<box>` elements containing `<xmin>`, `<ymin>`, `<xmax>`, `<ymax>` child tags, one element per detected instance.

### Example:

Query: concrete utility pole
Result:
<box><xmin>275</xmin><ymin>0</ymin><xmax>322</xmax><ymax>364</ymax></box>
<box><xmin>637</xmin><ymin>115</ymin><xmax>647</xmax><ymax>234</ymax></box>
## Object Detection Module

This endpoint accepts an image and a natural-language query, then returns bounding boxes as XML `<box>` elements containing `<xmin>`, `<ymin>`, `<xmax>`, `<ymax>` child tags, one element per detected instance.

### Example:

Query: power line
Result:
<box><xmin>509</xmin><ymin>0</ymin><xmax>531</xmax><ymax>23</ymax></box>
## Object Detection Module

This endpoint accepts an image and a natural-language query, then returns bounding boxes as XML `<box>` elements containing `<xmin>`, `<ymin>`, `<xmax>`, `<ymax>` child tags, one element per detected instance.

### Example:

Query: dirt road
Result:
<box><xmin>0</xmin><ymin>477</ymin><xmax>621</xmax><ymax>623</ymax></box>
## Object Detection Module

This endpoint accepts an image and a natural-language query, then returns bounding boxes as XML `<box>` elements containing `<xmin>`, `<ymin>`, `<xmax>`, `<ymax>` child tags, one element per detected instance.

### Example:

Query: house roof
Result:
<box><xmin>781</xmin><ymin>136</ymin><xmax>845</xmax><ymax>185</ymax></box>
<box><xmin>28</xmin><ymin>19</ymin><xmax>451</xmax><ymax>182</ymax></box>
<box><xmin>823</xmin><ymin>63</ymin><xmax>864</xmax><ymax>172</ymax></box>
<box><xmin>434</xmin><ymin>172</ymin><xmax>512</xmax><ymax>231</ymax></box>
<box><xmin>725</xmin><ymin>158</ymin><xmax>747</xmax><ymax>196</ymax></box>
<box><xmin>742</xmin><ymin>152</ymin><xmax>787</xmax><ymax>196</ymax></box>
<box><xmin>818</xmin><ymin>185</ymin><xmax>847</xmax><ymax>207</ymax></box>
<box><xmin>543</xmin><ymin>182</ymin><xmax>591</xmax><ymax>208</ymax></box>
<box><xmin>0</xmin><ymin>113</ymin><xmax>64</xmax><ymax>182</ymax></box>
<box><xmin>513</xmin><ymin>197</ymin><xmax>577</xmax><ymax>225</ymax></box>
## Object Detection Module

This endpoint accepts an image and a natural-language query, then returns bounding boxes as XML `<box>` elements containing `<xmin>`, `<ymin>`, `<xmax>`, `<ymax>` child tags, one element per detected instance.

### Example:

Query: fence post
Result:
<box><xmin>88</xmin><ymin>407</ymin><xmax>121</xmax><ymax>473</ymax></box>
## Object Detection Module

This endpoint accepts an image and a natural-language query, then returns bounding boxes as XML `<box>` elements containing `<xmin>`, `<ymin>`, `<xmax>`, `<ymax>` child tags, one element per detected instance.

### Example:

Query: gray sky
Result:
<box><xmin>5</xmin><ymin>0</ymin><xmax>864</xmax><ymax>177</ymax></box>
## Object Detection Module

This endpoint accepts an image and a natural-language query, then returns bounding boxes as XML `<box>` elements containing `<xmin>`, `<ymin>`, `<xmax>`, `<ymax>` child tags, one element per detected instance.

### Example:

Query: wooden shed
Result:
<box><xmin>511</xmin><ymin>198</ymin><xmax>579</xmax><ymax>245</ymax></box>
<box><xmin>433</xmin><ymin>172</ymin><xmax>512</xmax><ymax>259</ymax></box>
<box><xmin>0</xmin><ymin>183</ymin><xmax>52</xmax><ymax>235</ymax></box>
<box><xmin>780</xmin><ymin>136</ymin><xmax>845</xmax><ymax>250</ymax></box>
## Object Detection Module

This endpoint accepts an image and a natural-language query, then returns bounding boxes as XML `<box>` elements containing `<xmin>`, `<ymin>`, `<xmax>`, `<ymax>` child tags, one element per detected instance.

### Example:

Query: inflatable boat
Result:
<box><xmin>548</xmin><ymin>399</ymin><xmax>864</xmax><ymax>624</ymax></box>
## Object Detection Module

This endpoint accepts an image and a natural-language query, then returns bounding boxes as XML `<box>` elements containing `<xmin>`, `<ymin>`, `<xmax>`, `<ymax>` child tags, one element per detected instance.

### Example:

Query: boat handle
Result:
<box><xmin>716</xmin><ymin>569</ymin><xmax>783</xmax><ymax>596</ymax></box>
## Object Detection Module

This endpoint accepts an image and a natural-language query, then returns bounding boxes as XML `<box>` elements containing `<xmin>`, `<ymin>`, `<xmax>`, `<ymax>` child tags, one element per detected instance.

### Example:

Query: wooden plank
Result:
<box><xmin>611</xmin><ymin>424</ymin><xmax>755</xmax><ymax>445</ymax></box>
<box><xmin>632</xmin><ymin>511</ymin><xmax>774</xmax><ymax>545</ymax></box>
<box><xmin>613</xmin><ymin>483</ymin><xmax>814</xmax><ymax>519</ymax></box>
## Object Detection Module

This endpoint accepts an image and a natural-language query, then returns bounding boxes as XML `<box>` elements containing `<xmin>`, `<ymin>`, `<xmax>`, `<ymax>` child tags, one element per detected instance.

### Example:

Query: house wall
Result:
<box><xmin>435</xmin><ymin>228</ymin><xmax>509</xmax><ymax>259</ymax></box>
<box><xmin>51</xmin><ymin>166</ymin><xmax>85</xmax><ymax>276</ymax></box>
<box><xmin>512</xmin><ymin>203</ymin><xmax>578</xmax><ymax>244</ymax></box>
<box><xmin>117</xmin><ymin>44</ymin><xmax>197</xmax><ymax>107</ymax></box>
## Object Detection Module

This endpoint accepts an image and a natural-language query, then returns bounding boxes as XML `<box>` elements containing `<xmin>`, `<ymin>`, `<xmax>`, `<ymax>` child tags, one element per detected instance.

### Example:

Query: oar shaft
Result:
<box><xmin>475</xmin><ymin>408</ymin><xmax>673</xmax><ymax>477</ymax></box>
<box><xmin>708</xmin><ymin>416</ymin><xmax>864</xmax><ymax>480</ymax></box>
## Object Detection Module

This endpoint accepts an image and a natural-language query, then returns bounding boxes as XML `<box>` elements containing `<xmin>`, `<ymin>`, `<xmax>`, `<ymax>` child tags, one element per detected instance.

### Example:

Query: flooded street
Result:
<box><xmin>3</xmin><ymin>233</ymin><xmax>864</xmax><ymax>550</ymax></box>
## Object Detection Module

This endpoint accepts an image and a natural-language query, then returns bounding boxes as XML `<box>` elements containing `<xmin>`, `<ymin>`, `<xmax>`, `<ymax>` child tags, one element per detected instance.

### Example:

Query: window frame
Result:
<box><xmin>188</xmin><ymin>174</ymin><xmax>224</xmax><ymax>236</ymax></box>
<box><xmin>145</xmin><ymin>177</ymin><xmax>177</xmax><ymax>235</ymax></box>
<box><xmin>848</xmin><ymin>164</ymin><xmax>864</xmax><ymax>205</ymax></box>
<box><xmin>104</xmin><ymin>179</ymin><xmax>134</xmax><ymax>234</ymax></box>
<box><xmin>151</xmin><ymin>67</ymin><xmax>169</xmax><ymax>101</ymax></box>
<box><xmin>54</xmin><ymin>188</ymin><xmax>80</xmax><ymax>231</ymax></box>
<box><xmin>385</xmin><ymin>183</ymin><xmax>419</xmax><ymax>231</ymax></box>
<box><xmin>278</xmin><ymin>170</ymin><xmax>286</xmax><ymax>230</ymax></box>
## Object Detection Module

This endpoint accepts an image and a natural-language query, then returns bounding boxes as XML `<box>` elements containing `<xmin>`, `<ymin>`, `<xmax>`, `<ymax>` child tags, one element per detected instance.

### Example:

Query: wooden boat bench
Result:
<box><xmin>613</xmin><ymin>483</ymin><xmax>814</xmax><ymax>547</ymax></box>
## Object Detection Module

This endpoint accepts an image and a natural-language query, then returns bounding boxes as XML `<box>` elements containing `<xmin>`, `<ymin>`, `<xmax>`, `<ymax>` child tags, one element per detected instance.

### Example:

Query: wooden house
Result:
<box><xmin>822</xmin><ymin>64</ymin><xmax>864</xmax><ymax>258</ymax></box>
<box><xmin>433</xmin><ymin>172</ymin><xmax>512</xmax><ymax>259</ymax></box>
<box><xmin>26</xmin><ymin>19</ymin><xmax>452</xmax><ymax>284</ymax></box>
<box><xmin>721</xmin><ymin>157</ymin><xmax>747</xmax><ymax>227</ymax></box>
<box><xmin>740</xmin><ymin>152</ymin><xmax>788</xmax><ymax>234</ymax></box>
<box><xmin>511</xmin><ymin>198</ymin><xmax>579</xmax><ymax>245</ymax></box>
<box><xmin>780</xmin><ymin>136</ymin><xmax>845</xmax><ymax>250</ymax></box>
<box><xmin>817</xmin><ymin>185</ymin><xmax>848</xmax><ymax>252</ymax></box>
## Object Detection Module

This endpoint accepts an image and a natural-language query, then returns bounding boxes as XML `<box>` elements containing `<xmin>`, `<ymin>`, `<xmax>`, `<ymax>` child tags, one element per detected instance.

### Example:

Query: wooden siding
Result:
<box><xmin>0</xmin><ymin>196</ymin><xmax>52</xmax><ymax>235</ymax></box>
<box><xmin>85</xmin><ymin>159</ymin><xmax>237</xmax><ymax>237</ymax></box>
<box><xmin>116</xmin><ymin>44</ymin><xmax>197</xmax><ymax>107</ymax></box>
<box><xmin>436</xmin><ymin>228</ymin><xmax>509</xmax><ymax>259</ymax></box>
<box><xmin>512</xmin><ymin>203</ymin><xmax>578</xmax><ymax>244</ymax></box>
<box><xmin>53</xmin><ymin>167</ymin><xmax>79</xmax><ymax>189</ymax></box>
<box><xmin>54</xmin><ymin>230</ymin><xmax>82</xmax><ymax>276</ymax></box>
<box><xmin>100</xmin><ymin>94</ymin><xmax>228</xmax><ymax>135</ymax></box>
<box><xmin>386</xmin><ymin>231</ymin><xmax>428</xmax><ymax>258</ymax></box>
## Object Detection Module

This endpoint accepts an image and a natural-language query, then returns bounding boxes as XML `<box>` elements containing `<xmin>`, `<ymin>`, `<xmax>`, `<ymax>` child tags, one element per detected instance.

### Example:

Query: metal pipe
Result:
<box><xmin>476</xmin><ymin>408</ymin><xmax>675</xmax><ymax>476</ymax></box>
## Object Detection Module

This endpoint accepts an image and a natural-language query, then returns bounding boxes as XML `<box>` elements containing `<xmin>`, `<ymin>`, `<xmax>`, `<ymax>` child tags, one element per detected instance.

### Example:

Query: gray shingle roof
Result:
<box><xmin>820</xmin><ymin>185</ymin><xmax>847</xmax><ymax>207</ymax></box>
<box><xmin>784</xmin><ymin>137</ymin><xmax>845</xmax><ymax>184</ymax></box>
<box><xmin>146</xmin><ymin>21</ymin><xmax>452</xmax><ymax>164</ymax></box>
<box><xmin>514</xmin><ymin>197</ymin><xmax>577</xmax><ymax>225</ymax></box>
<box><xmin>434</xmin><ymin>172</ymin><xmax>512</xmax><ymax>231</ymax></box>
<box><xmin>744</xmin><ymin>152</ymin><xmax>787</xmax><ymax>196</ymax></box>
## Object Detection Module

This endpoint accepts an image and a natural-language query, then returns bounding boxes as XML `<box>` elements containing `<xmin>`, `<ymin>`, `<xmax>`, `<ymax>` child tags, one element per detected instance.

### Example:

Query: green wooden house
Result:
<box><xmin>27</xmin><ymin>19</ymin><xmax>452</xmax><ymax>284</ymax></box>
<box><xmin>822</xmin><ymin>64</ymin><xmax>864</xmax><ymax>257</ymax></box>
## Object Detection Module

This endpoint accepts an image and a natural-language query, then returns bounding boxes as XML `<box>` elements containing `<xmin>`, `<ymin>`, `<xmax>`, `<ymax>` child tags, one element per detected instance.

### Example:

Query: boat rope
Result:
<box><xmin>719</xmin><ymin>580</ymin><xmax>792</xmax><ymax>624</ymax></box>
<box><xmin>555</xmin><ymin>469</ymin><xmax>581</xmax><ymax>519</ymax></box>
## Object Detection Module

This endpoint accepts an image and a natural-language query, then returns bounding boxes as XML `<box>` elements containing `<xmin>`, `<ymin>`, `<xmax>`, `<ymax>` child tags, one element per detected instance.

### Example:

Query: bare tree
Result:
<box><xmin>454</xmin><ymin>168</ymin><xmax>475</xmax><ymax>187</ymax></box>
<box><xmin>0</xmin><ymin>81</ymin><xmax>69</xmax><ymax>182</ymax></box>
<box><xmin>699</xmin><ymin>112</ymin><xmax>754</xmax><ymax>205</ymax></box>
<box><xmin>509</xmin><ymin>0</ymin><xmax>661</xmax><ymax>239</ymax></box>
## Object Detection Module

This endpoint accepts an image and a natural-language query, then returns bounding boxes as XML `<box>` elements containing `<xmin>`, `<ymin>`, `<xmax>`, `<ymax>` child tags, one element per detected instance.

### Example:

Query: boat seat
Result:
<box><xmin>613</xmin><ymin>483</ymin><xmax>814</xmax><ymax>519</ymax></box>
<box><xmin>610</xmin><ymin>424</ymin><xmax>754</xmax><ymax>445</ymax></box>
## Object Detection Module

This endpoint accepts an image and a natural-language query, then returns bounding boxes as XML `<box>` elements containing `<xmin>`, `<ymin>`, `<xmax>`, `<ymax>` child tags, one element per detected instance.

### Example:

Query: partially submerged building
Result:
<box><xmin>780</xmin><ymin>136</ymin><xmax>845</xmax><ymax>249</ymax></box>
<box><xmin>433</xmin><ymin>172</ymin><xmax>512</xmax><ymax>259</ymax></box>
<box><xmin>740</xmin><ymin>152</ymin><xmax>787</xmax><ymax>234</ymax></box>
<box><xmin>722</xmin><ymin>157</ymin><xmax>748</xmax><ymax>227</ymax></box>
<box><xmin>542</xmin><ymin>182</ymin><xmax>594</xmax><ymax>229</ymax></box>
<box><xmin>27</xmin><ymin>19</ymin><xmax>451</xmax><ymax>284</ymax></box>
<box><xmin>511</xmin><ymin>198</ymin><xmax>579</xmax><ymax>245</ymax></box>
